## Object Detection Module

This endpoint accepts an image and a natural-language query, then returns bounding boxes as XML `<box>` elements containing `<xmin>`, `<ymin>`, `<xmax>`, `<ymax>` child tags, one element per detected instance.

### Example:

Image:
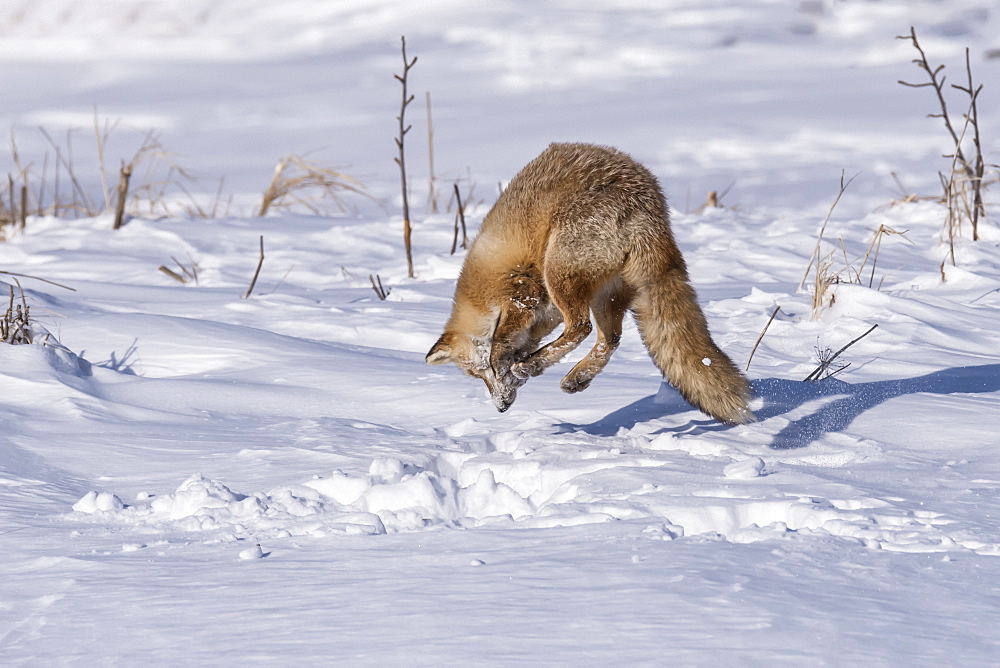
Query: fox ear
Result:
<box><xmin>425</xmin><ymin>334</ymin><xmax>455</xmax><ymax>365</ymax></box>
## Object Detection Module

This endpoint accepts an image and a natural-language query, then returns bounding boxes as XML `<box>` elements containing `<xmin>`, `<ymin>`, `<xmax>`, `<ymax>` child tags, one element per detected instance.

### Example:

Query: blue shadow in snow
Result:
<box><xmin>559</xmin><ymin>364</ymin><xmax>1000</xmax><ymax>450</ymax></box>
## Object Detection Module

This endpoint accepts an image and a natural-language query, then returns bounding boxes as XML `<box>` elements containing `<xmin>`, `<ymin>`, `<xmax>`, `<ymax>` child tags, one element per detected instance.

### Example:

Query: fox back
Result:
<box><xmin>427</xmin><ymin>143</ymin><xmax>754</xmax><ymax>424</ymax></box>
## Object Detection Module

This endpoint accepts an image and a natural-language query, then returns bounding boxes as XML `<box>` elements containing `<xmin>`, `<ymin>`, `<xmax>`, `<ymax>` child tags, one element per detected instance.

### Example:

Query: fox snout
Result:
<box><xmin>425</xmin><ymin>332</ymin><xmax>525</xmax><ymax>412</ymax></box>
<box><xmin>485</xmin><ymin>360</ymin><xmax>529</xmax><ymax>413</ymax></box>
<box><xmin>490</xmin><ymin>383</ymin><xmax>517</xmax><ymax>412</ymax></box>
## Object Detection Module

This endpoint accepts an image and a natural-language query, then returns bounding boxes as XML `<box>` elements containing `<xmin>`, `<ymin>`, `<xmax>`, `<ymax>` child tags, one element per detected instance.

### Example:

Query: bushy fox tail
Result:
<box><xmin>632</xmin><ymin>268</ymin><xmax>755</xmax><ymax>425</ymax></box>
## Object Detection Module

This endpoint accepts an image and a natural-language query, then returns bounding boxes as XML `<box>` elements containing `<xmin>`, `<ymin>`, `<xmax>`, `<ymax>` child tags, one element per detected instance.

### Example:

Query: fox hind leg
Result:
<box><xmin>559</xmin><ymin>279</ymin><xmax>632</xmax><ymax>393</ymax></box>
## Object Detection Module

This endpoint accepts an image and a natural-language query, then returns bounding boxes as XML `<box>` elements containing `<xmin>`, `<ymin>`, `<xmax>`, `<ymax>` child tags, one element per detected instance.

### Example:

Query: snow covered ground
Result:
<box><xmin>2</xmin><ymin>0</ymin><xmax>1000</xmax><ymax>663</ymax></box>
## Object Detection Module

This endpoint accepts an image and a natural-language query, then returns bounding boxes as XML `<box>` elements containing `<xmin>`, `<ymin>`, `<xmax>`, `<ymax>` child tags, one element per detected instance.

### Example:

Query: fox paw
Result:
<box><xmin>560</xmin><ymin>372</ymin><xmax>593</xmax><ymax>394</ymax></box>
<box><xmin>511</xmin><ymin>360</ymin><xmax>543</xmax><ymax>380</ymax></box>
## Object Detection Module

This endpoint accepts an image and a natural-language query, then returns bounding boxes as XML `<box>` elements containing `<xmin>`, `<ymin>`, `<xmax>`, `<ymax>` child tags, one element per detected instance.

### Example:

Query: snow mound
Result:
<box><xmin>72</xmin><ymin>473</ymin><xmax>386</xmax><ymax>538</ymax></box>
<box><xmin>724</xmin><ymin>457</ymin><xmax>766</xmax><ymax>479</ymax></box>
<box><xmin>71</xmin><ymin>440</ymin><xmax>1000</xmax><ymax>557</ymax></box>
<box><xmin>72</xmin><ymin>491</ymin><xmax>124</xmax><ymax>513</ymax></box>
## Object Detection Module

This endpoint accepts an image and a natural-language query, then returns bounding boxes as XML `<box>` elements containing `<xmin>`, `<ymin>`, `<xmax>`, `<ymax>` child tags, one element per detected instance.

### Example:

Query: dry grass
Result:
<box><xmin>258</xmin><ymin>154</ymin><xmax>373</xmax><ymax>217</ymax></box>
<box><xmin>810</xmin><ymin>251</ymin><xmax>840</xmax><ymax>318</ymax></box>
<box><xmin>3</xmin><ymin>115</ymin><xmax>211</xmax><ymax>233</ymax></box>
<box><xmin>799</xmin><ymin>171</ymin><xmax>856</xmax><ymax>318</ymax></box>
<box><xmin>118</xmin><ymin>129</ymin><xmax>201</xmax><ymax>218</ymax></box>
<box><xmin>799</xmin><ymin>169</ymin><xmax>913</xmax><ymax>319</ymax></box>
<box><xmin>845</xmin><ymin>224</ymin><xmax>912</xmax><ymax>289</ymax></box>
<box><xmin>0</xmin><ymin>275</ymin><xmax>77</xmax><ymax>348</ymax></box>
<box><xmin>4</xmin><ymin>112</ymin><xmax>374</xmax><ymax>230</ymax></box>
<box><xmin>809</xmin><ymin>225</ymin><xmax>911</xmax><ymax>318</ymax></box>
<box><xmin>799</xmin><ymin>171</ymin><xmax>857</xmax><ymax>295</ymax></box>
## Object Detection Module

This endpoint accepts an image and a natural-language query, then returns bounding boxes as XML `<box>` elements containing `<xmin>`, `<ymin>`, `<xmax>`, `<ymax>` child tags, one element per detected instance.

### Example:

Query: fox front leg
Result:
<box><xmin>490</xmin><ymin>265</ymin><xmax>553</xmax><ymax>378</ymax></box>
<box><xmin>510</xmin><ymin>316</ymin><xmax>592</xmax><ymax>380</ymax></box>
<box><xmin>488</xmin><ymin>304</ymin><xmax>539</xmax><ymax>383</ymax></box>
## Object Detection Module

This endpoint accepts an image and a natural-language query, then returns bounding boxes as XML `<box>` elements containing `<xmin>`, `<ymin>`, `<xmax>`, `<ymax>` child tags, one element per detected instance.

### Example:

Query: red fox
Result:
<box><xmin>426</xmin><ymin>143</ymin><xmax>755</xmax><ymax>425</ymax></box>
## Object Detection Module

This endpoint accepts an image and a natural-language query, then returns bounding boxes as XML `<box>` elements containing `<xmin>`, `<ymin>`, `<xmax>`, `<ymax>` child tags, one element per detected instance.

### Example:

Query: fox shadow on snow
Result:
<box><xmin>565</xmin><ymin>364</ymin><xmax>1000</xmax><ymax>450</ymax></box>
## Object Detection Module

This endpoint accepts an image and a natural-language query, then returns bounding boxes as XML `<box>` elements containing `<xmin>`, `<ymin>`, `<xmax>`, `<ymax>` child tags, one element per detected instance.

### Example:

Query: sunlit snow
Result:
<box><xmin>2</xmin><ymin>0</ymin><xmax>999</xmax><ymax>663</ymax></box>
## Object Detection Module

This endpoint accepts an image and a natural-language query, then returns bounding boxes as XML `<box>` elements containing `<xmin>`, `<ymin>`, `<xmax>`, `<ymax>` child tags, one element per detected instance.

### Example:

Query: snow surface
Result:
<box><xmin>2</xmin><ymin>0</ymin><xmax>1000</xmax><ymax>663</ymax></box>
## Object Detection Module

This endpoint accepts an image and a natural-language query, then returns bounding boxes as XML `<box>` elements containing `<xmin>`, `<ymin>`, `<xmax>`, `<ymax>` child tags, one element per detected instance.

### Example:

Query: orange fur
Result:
<box><xmin>427</xmin><ymin>143</ymin><xmax>754</xmax><ymax>424</ymax></box>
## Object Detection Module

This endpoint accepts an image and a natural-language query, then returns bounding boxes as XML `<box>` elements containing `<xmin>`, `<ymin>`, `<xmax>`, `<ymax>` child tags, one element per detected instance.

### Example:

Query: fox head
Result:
<box><xmin>425</xmin><ymin>326</ymin><xmax>527</xmax><ymax>413</ymax></box>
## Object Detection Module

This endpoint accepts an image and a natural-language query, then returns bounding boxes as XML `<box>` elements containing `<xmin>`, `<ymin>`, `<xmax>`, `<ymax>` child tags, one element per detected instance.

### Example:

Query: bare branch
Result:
<box><xmin>745</xmin><ymin>305</ymin><xmax>780</xmax><ymax>372</ymax></box>
<box><xmin>803</xmin><ymin>324</ymin><xmax>878</xmax><ymax>382</ymax></box>
<box><xmin>395</xmin><ymin>36</ymin><xmax>417</xmax><ymax>278</ymax></box>
<box><xmin>113</xmin><ymin>161</ymin><xmax>133</xmax><ymax>230</ymax></box>
<box><xmin>451</xmin><ymin>182</ymin><xmax>468</xmax><ymax>255</ymax></box>
<box><xmin>0</xmin><ymin>270</ymin><xmax>76</xmax><ymax>291</ymax></box>
<box><xmin>369</xmin><ymin>274</ymin><xmax>390</xmax><ymax>300</ymax></box>
<box><xmin>244</xmin><ymin>236</ymin><xmax>265</xmax><ymax>299</ymax></box>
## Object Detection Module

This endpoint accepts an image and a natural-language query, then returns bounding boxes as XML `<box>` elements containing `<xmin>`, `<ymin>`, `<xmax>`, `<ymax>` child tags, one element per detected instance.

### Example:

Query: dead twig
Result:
<box><xmin>745</xmin><ymin>305</ymin><xmax>780</xmax><ymax>372</ymax></box>
<box><xmin>18</xmin><ymin>183</ymin><xmax>27</xmax><ymax>229</ymax></box>
<box><xmin>451</xmin><ymin>182</ymin><xmax>468</xmax><ymax>255</ymax></box>
<box><xmin>426</xmin><ymin>91</ymin><xmax>438</xmax><ymax>214</ymax></box>
<box><xmin>695</xmin><ymin>181</ymin><xmax>735</xmax><ymax>213</ymax></box>
<box><xmin>158</xmin><ymin>266</ymin><xmax>186</xmax><ymax>283</ymax></box>
<box><xmin>268</xmin><ymin>265</ymin><xmax>295</xmax><ymax>295</ymax></box>
<box><xmin>369</xmin><ymin>274</ymin><xmax>390</xmax><ymax>300</ymax></box>
<box><xmin>158</xmin><ymin>256</ymin><xmax>199</xmax><ymax>285</ymax></box>
<box><xmin>2</xmin><ymin>280</ymin><xmax>32</xmax><ymax>344</ymax></box>
<box><xmin>244</xmin><ymin>236</ymin><xmax>265</xmax><ymax>299</ymax></box>
<box><xmin>113</xmin><ymin>161</ymin><xmax>133</xmax><ymax>230</ymax></box>
<box><xmin>0</xmin><ymin>270</ymin><xmax>76</xmax><ymax>292</ymax></box>
<box><xmin>954</xmin><ymin>47</ymin><xmax>985</xmax><ymax>241</ymax></box>
<box><xmin>803</xmin><ymin>324</ymin><xmax>878</xmax><ymax>382</ymax></box>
